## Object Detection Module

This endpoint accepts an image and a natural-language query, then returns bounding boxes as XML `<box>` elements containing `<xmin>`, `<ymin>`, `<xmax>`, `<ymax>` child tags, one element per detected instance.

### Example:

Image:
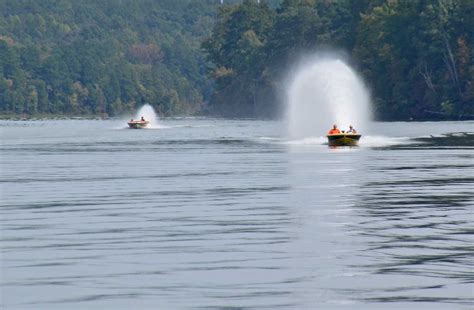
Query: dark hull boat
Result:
<box><xmin>127</xmin><ymin>120</ymin><xmax>150</xmax><ymax>129</ymax></box>
<box><xmin>327</xmin><ymin>134</ymin><xmax>361</xmax><ymax>146</ymax></box>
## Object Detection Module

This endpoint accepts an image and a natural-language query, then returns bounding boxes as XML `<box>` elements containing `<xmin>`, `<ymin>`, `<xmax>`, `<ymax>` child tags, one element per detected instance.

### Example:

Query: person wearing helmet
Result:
<box><xmin>347</xmin><ymin>125</ymin><xmax>357</xmax><ymax>134</ymax></box>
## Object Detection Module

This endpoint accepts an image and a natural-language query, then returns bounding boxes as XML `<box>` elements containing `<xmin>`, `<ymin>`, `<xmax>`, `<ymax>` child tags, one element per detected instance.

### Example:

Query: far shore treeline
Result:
<box><xmin>0</xmin><ymin>0</ymin><xmax>472</xmax><ymax>120</ymax></box>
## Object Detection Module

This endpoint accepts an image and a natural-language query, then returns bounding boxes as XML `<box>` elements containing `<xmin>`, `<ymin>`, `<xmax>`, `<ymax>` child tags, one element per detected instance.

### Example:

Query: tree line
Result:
<box><xmin>0</xmin><ymin>0</ymin><xmax>217</xmax><ymax>117</ymax></box>
<box><xmin>203</xmin><ymin>0</ymin><xmax>473</xmax><ymax>120</ymax></box>
<box><xmin>0</xmin><ymin>0</ymin><xmax>472</xmax><ymax>120</ymax></box>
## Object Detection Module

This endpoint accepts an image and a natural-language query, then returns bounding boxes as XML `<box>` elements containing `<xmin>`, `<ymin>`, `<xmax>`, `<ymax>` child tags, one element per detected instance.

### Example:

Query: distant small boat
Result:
<box><xmin>127</xmin><ymin>120</ymin><xmax>150</xmax><ymax>129</ymax></box>
<box><xmin>327</xmin><ymin>133</ymin><xmax>361</xmax><ymax>146</ymax></box>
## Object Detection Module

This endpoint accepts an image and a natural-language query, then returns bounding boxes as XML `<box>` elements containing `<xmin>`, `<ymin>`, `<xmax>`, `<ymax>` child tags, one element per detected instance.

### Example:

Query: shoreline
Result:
<box><xmin>1</xmin><ymin>114</ymin><xmax>473</xmax><ymax>122</ymax></box>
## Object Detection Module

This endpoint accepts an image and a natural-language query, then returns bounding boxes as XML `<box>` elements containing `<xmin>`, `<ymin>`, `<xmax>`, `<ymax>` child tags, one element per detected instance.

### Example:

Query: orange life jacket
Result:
<box><xmin>328</xmin><ymin>129</ymin><xmax>341</xmax><ymax>135</ymax></box>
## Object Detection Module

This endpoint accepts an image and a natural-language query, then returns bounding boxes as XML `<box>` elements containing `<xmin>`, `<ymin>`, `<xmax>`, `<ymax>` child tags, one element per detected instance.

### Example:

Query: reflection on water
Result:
<box><xmin>1</xmin><ymin>120</ymin><xmax>473</xmax><ymax>309</ymax></box>
<box><xmin>350</xmin><ymin>133</ymin><xmax>474</xmax><ymax>306</ymax></box>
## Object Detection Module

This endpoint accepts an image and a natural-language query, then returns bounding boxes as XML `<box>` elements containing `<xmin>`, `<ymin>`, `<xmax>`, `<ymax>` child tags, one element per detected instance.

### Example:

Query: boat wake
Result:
<box><xmin>115</xmin><ymin>122</ymin><xmax>218</xmax><ymax>130</ymax></box>
<box><xmin>286</xmin><ymin>55</ymin><xmax>371</xmax><ymax>139</ymax></box>
<box><xmin>145</xmin><ymin>123</ymin><xmax>169</xmax><ymax>129</ymax></box>
<box><xmin>259</xmin><ymin>135</ymin><xmax>412</xmax><ymax>147</ymax></box>
<box><xmin>122</xmin><ymin>104</ymin><xmax>164</xmax><ymax>129</ymax></box>
<box><xmin>259</xmin><ymin>133</ymin><xmax>474</xmax><ymax>148</ymax></box>
<box><xmin>168</xmin><ymin>124</ymin><xmax>217</xmax><ymax>129</ymax></box>
<box><xmin>285</xmin><ymin>136</ymin><xmax>328</xmax><ymax>145</ymax></box>
<box><xmin>360</xmin><ymin>136</ymin><xmax>412</xmax><ymax>147</ymax></box>
<box><xmin>115</xmin><ymin>122</ymin><xmax>169</xmax><ymax>130</ymax></box>
<box><xmin>413</xmin><ymin>132</ymin><xmax>474</xmax><ymax>147</ymax></box>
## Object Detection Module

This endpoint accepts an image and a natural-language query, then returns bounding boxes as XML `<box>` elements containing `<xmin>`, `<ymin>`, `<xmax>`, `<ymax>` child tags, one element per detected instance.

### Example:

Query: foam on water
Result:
<box><xmin>360</xmin><ymin>135</ymin><xmax>412</xmax><ymax>147</ymax></box>
<box><xmin>286</xmin><ymin>55</ymin><xmax>371</xmax><ymax>139</ymax></box>
<box><xmin>284</xmin><ymin>135</ymin><xmax>411</xmax><ymax>147</ymax></box>
<box><xmin>285</xmin><ymin>136</ymin><xmax>328</xmax><ymax>145</ymax></box>
<box><xmin>134</xmin><ymin>104</ymin><xmax>165</xmax><ymax>128</ymax></box>
<box><xmin>258</xmin><ymin>135</ymin><xmax>413</xmax><ymax>147</ymax></box>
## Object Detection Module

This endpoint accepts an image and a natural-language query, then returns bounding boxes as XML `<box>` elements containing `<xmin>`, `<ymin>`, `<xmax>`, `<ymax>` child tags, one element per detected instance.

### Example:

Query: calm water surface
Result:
<box><xmin>1</xmin><ymin>119</ymin><xmax>473</xmax><ymax>309</ymax></box>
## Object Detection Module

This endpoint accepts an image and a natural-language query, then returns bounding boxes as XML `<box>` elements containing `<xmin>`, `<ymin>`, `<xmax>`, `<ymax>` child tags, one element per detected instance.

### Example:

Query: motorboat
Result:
<box><xmin>327</xmin><ymin>133</ymin><xmax>361</xmax><ymax>146</ymax></box>
<box><xmin>127</xmin><ymin>119</ymin><xmax>150</xmax><ymax>129</ymax></box>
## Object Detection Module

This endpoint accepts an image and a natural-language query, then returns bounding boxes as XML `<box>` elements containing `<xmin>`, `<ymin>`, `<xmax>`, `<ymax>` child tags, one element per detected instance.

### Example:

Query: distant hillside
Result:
<box><xmin>203</xmin><ymin>0</ymin><xmax>474</xmax><ymax>120</ymax></box>
<box><xmin>1</xmin><ymin>0</ymin><xmax>472</xmax><ymax>120</ymax></box>
<box><xmin>0</xmin><ymin>0</ymin><xmax>218</xmax><ymax>117</ymax></box>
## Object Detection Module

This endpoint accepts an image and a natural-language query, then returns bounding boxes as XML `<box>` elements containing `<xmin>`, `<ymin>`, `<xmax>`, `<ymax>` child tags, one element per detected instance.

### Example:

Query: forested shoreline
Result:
<box><xmin>1</xmin><ymin>0</ymin><xmax>473</xmax><ymax>120</ymax></box>
<box><xmin>0</xmin><ymin>0</ymin><xmax>217</xmax><ymax>118</ymax></box>
<box><xmin>204</xmin><ymin>0</ymin><xmax>473</xmax><ymax>120</ymax></box>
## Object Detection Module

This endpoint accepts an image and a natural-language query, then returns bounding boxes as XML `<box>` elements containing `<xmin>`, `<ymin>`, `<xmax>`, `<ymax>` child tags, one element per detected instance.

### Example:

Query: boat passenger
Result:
<box><xmin>328</xmin><ymin>124</ymin><xmax>341</xmax><ymax>135</ymax></box>
<box><xmin>141</xmin><ymin>116</ymin><xmax>145</xmax><ymax>121</ymax></box>
<box><xmin>347</xmin><ymin>125</ymin><xmax>357</xmax><ymax>134</ymax></box>
<box><xmin>130</xmin><ymin>118</ymin><xmax>134</xmax><ymax>122</ymax></box>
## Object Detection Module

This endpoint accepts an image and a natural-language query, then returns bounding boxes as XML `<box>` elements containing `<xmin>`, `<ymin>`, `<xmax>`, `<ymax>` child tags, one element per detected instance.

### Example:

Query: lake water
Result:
<box><xmin>1</xmin><ymin>119</ymin><xmax>473</xmax><ymax>309</ymax></box>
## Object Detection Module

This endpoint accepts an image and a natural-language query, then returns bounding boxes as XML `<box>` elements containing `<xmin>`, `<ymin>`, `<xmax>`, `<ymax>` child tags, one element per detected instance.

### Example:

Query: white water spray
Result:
<box><xmin>287</xmin><ymin>56</ymin><xmax>371</xmax><ymax>139</ymax></box>
<box><xmin>135</xmin><ymin>104</ymin><xmax>160</xmax><ymax>128</ymax></box>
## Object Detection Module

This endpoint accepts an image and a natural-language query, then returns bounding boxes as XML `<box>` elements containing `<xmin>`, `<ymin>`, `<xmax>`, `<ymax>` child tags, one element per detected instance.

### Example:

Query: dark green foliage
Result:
<box><xmin>204</xmin><ymin>0</ymin><xmax>473</xmax><ymax>120</ymax></box>
<box><xmin>354</xmin><ymin>0</ymin><xmax>474</xmax><ymax>120</ymax></box>
<box><xmin>1</xmin><ymin>0</ymin><xmax>472</xmax><ymax>120</ymax></box>
<box><xmin>202</xmin><ymin>0</ymin><xmax>277</xmax><ymax>117</ymax></box>
<box><xmin>0</xmin><ymin>0</ymin><xmax>217</xmax><ymax>117</ymax></box>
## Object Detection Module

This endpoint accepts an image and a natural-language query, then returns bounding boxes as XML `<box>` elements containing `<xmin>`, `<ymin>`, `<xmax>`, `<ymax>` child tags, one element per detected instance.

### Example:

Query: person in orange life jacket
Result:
<box><xmin>328</xmin><ymin>124</ymin><xmax>341</xmax><ymax>135</ymax></box>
